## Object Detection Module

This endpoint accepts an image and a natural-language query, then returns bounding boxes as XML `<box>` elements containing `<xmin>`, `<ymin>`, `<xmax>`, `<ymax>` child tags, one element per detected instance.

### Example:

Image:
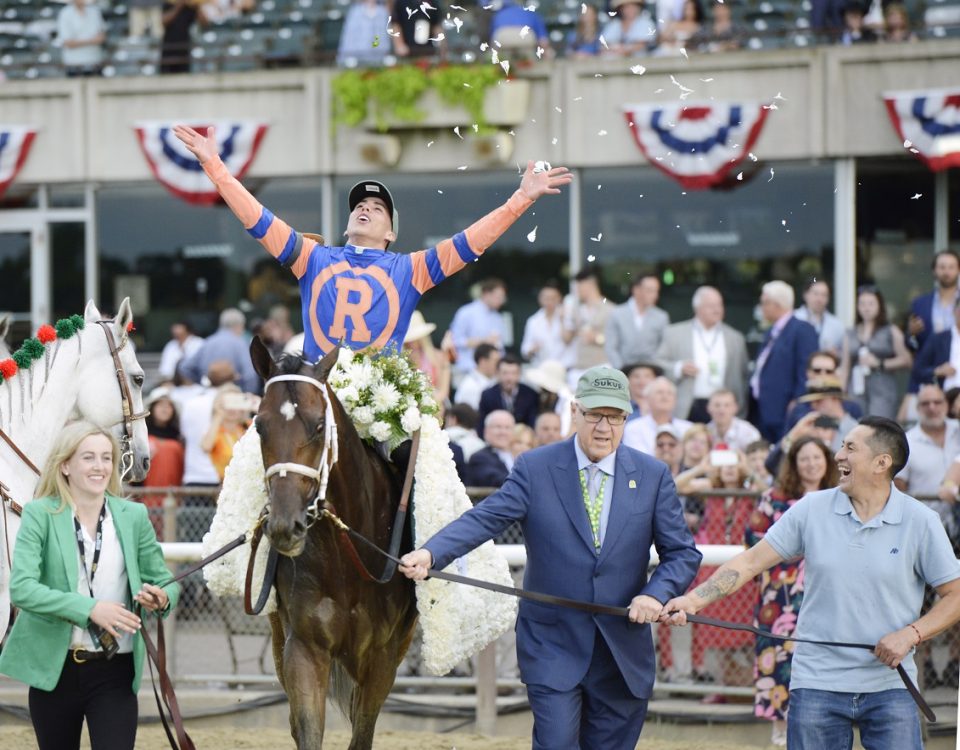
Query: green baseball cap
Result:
<box><xmin>575</xmin><ymin>366</ymin><xmax>634</xmax><ymax>413</ymax></box>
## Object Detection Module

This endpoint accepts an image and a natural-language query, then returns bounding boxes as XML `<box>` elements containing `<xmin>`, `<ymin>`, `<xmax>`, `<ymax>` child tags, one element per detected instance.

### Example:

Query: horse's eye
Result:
<box><xmin>133</xmin><ymin>374</ymin><xmax>144</xmax><ymax>387</ymax></box>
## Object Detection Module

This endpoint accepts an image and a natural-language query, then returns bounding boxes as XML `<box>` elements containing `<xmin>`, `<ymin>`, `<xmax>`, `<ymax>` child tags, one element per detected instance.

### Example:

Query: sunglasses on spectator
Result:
<box><xmin>810</xmin><ymin>367</ymin><xmax>836</xmax><ymax>374</ymax></box>
<box><xmin>656</xmin><ymin>440</ymin><xmax>678</xmax><ymax>449</ymax></box>
<box><xmin>579</xmin><ymin>409</ymin><xmax>627</xmax><ymax>426</ymax></box>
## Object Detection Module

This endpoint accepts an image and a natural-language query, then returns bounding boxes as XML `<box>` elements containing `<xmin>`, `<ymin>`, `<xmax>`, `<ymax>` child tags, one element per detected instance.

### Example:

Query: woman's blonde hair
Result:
<box><xmin>34</xmin><ymin>421</ymin><xmax>124</xmax><ymax>511</ymax></box>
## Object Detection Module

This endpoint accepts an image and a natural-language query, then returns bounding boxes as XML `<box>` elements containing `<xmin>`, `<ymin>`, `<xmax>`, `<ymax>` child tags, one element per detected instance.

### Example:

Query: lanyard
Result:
<box><xmin>578</xmin><ymin>468</ymin><xmax>608</xmax><ymax>552</ymax></box>
<box><xmin>693</xmin><ymin>324</ymin><xmax>721</xmax><ymax>356</ymax></box>
<box><xmin>74</xmin><ymin>503</ymin><xmax>107</xmax><ymax>598</ymax></box>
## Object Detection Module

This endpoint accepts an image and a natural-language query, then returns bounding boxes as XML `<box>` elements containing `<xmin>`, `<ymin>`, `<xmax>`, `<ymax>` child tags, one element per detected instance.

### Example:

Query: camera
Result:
<box><xmin>87</xmin><ymin>623</ymin><xmax>120</xmax><ymax>659</ymax></box>
<box><xmin>709</xmin><ymin>449</ymin><xmax>738</xmax><ymax>467</ymax></box>
<box><xmin>222</xmin><ymin>392</ymin><xmax>258</xmax><ymax>413</ymax></box>
<box><xmin>813</xmin><ymin>415</ymin><xmax>840</xmax><ymax>430</ymax></box>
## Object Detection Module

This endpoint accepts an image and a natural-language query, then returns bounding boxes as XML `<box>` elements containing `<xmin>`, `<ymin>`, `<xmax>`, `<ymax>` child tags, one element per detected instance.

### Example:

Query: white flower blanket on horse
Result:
<box><xmin>201</xmin><ymin>413</ymin><xmax>517</xmax><ymax>676</ymax></box>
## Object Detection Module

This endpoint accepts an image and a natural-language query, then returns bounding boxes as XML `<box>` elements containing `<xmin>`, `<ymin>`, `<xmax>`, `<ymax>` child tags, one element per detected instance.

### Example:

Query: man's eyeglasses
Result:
<box><xmin>810</xmin><ymin>367</ymin><xmax>836</xmax><ymax>375</ymax></box>
<box><xmin>579</xmin><ymin>409</ymin><xmax>627</xmax><ymax>426</ymax></box>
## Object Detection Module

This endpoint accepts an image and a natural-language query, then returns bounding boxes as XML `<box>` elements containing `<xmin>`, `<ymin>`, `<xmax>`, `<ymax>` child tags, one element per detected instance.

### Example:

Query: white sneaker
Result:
<box><xmin>771</xmin><ymin>724</ymin><xmax>787</xmax><ymax>747</ymax></box>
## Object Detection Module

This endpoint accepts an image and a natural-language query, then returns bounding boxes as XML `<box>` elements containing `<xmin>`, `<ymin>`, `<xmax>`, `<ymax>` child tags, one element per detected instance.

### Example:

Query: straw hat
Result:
<box><xmin>524</xmin><ymin>360</ymin><xmax>570</xmax><ymax>396</ymax></box>
<box><xmin>797</xmin><ymin>376</ymin><xmax>846</xmax><ymax>404</ymax></box>
<box><xmin>403</xmin><ymin>311</ymin><xmax>437</xmax><ymax>343</ymax></box>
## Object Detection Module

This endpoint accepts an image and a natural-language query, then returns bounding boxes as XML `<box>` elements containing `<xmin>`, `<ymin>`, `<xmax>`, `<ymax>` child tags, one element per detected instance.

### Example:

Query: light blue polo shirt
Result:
<box><xmin>764</xmin><ymin>485</ymin><xmax>960</xmax><ymax>693</ymax></box>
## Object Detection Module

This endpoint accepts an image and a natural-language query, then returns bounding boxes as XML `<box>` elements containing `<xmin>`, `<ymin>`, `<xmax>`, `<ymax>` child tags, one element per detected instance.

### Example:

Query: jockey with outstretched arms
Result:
<box><xmin>172</xmin><ymin>125</ymin><xmax>573</xmax><ymax>363</ymax></box>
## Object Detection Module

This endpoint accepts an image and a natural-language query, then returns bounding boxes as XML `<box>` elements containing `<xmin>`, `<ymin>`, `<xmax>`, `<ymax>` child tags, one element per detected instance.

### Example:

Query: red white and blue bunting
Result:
<box><xmin>0</xmin><ymin>126</ymin><xmax>37</xmax><ymax>199</ymax></box>
<box><xmin>623</xmin><ymin>102</ymin><xmax>771</xmax><ymax>190</ymax></box>
<box><xmin>134</xmin><ymin>121</ymin><xmax>269</xmax><ymax>205</ymax></box>
<box><xmin>883</xmin><ymin>89</ymin><xmax>960</xmax><ymax>172</ymax></box>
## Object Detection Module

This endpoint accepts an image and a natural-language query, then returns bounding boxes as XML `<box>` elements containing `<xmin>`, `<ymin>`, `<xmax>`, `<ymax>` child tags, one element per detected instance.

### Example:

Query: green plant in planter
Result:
<box><xmin>332</xmin><ymin>64</ymin><xmax>508</xmax><ymax>133</ymax></box>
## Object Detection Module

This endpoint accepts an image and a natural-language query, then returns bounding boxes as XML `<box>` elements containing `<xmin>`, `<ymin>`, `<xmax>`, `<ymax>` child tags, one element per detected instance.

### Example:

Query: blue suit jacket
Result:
<box><xmin>476</xmin><ymin>383</ymin><xmax>540</xmax><ymax>433</ymax></box>
<box><xmin>754</xmin><ymin>317</ymin><xmax>819</xmax><ymax>441</ymax></box>
<box><xmin>424</xmin><ymin>438</ymin><xmax>701</xmax><ymax>698</ymax></box>
<box><xmin>910</xmin><ymin>329</ymin><xmax>951</xmax><ymax>393</ymax></box>
<box><xmin>908</xmin><ymin>291</ymin><xmax>937</xmax><ymax>353</ymax></box>
<box><xmin>465</xmin><ymin>446</ymin><xmax>510</xmax><ymax>488</ymax></box>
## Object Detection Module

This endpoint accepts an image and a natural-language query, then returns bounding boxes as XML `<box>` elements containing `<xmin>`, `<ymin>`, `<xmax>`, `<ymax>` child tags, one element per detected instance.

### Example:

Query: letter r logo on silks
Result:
<box><xmin>309</xmin><ymin>262</ymin><xmax>401</xmax><ymax>353</ymax></box>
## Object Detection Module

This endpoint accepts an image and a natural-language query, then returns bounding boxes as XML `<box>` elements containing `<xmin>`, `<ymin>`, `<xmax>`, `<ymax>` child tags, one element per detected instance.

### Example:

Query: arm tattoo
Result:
<box><xmin>691</xmin><ymin>569</ymin><xmax>741</xmax><ymax>606</ymax></box>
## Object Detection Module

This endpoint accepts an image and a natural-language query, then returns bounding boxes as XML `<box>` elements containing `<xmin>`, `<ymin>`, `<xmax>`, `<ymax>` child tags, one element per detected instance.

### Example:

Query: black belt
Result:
<box><xmin>71</xmin><ymin>647</ymin><xmax>109</xmax><ymax>664</ymax></box>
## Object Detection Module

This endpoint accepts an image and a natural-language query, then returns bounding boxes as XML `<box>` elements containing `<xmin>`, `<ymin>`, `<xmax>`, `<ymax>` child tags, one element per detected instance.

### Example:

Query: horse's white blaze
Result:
<box><xmin>280</xmin><ymin>401</ymin><xmax>297</xmax><ymax>421</ymax></box>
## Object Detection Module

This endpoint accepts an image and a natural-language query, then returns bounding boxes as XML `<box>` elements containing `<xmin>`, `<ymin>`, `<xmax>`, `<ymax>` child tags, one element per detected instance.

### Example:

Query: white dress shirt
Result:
<box><xmin>453</xmin><ymin>371</ymin><xmax>496</xmax><ymax>410</ymax></box>
<box><xmin>944</xmin><ymin>326</ymin><xmax>960</xmax><ymax>391</ymax></box>
<box><xmin>521</xmin><ymin>309</ymin><xmax>573</xmax><ymax>367</ymax></box>
<box><xmin>690</xmin><ymin>321</ymin><xmax>727</xmax><ymax>399</ymax></box>
<box><xmin>623</xmin><ymin>414</ymin><xmax>693</xmax><ymax>455</ymax></box>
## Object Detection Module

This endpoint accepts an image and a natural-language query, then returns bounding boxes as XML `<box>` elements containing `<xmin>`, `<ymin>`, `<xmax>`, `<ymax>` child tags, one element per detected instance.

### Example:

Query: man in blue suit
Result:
<box><xmin>476</xmin><ymin>353</ymin><xmax>540</xmax><ymax>431</ymax></box>
<box><xmin>401</xmin><ymin>366</ymin><xmax>701</xmax><ymax>749</ymax></box>
<box><xmin>906</xmin><ymin>250</ymin><xmax>960</xmax><ymax>353</ymax></box>
<box><xmin>910</xmin><ymin>299</ymin><xmax>958</xmax><ymax>392</ymax></box>
<box><xmin>748</xmin><ymin>281</ymin><xmax>819</xmax><ymax>443</ymax></box>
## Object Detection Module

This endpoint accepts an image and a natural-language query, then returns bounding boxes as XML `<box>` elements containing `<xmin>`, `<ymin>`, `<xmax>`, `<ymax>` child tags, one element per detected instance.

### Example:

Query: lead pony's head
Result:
<box><xmin>251</xmin><ymin>336</ymin><xmax>340</xmax><ymax>557</ymax></box>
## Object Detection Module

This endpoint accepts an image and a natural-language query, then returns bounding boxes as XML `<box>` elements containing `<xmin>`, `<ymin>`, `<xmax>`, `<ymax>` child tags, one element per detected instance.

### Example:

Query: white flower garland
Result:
<box><xmin>202</xmin><ymin>352</ymin><xmax>516</xmax><ymax>676</ymax></box>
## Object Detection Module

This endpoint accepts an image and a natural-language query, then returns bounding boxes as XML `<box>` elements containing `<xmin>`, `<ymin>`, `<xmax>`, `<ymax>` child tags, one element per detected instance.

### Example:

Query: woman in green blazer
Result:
<box><xmin>0</xmin><ymin>421</ymin><xmax>180</xmax><ymax>750</ymax></box>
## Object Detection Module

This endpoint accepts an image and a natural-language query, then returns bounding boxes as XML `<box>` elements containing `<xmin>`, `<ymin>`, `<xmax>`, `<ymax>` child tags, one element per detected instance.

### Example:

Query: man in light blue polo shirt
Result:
<box><xmin>661</xmin><ymin>416</ymin><xmax>960</xmax><ymax>750</ymax></box>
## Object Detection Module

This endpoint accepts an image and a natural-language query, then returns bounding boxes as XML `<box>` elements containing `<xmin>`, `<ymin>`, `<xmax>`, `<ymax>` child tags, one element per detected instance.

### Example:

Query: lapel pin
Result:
<box><xmin>628</xmin><ymin>479</ymin><xmax>637</xmax><ymax>489</ymax></box>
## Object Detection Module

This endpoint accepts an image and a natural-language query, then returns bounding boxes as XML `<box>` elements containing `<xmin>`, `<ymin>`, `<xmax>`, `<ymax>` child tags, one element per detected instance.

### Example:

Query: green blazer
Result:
<box><xmin>0</xmin><ymin>494</ymin><xmax>180</xmax><ymax>692</ymax></box>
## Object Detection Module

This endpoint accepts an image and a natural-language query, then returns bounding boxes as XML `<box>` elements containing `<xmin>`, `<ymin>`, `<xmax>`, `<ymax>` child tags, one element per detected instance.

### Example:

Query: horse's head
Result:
<box><xmin>252</xmin><ymin>336</ymin><xmax>340</xmax><ymax>557</ymax></box>
<box><xmin>72</xmin><ymin>298</ymin><xmax>151</xmax><ymax>482</ymax></box>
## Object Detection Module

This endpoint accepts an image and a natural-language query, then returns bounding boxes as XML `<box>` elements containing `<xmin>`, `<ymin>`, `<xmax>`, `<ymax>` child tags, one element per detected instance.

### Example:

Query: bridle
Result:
<box><xmin>261</xmin><ymin>373</ymin><xmax>339</xmax><ymax>528</ymax></box>
<box><xmin>95</xmin><ymin>319</ymin><xmax>150</xmax><ymax>481</ymax></box>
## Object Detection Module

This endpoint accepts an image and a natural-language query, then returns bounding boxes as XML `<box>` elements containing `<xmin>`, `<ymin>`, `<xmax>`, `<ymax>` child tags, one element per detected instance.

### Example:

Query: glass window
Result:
<box><xmin>51</xmin><ymin>222</ymin><xmax>86</xmax><ymax>322</ymax></box>
<box><xmin>49</xmin><ymin>184</ymin><xmax>87</xmax><ymax>208</ymax></box>
<box><xmin>0</xmin><ymin>230</ymin><xmax>31</xmax><ymax>317</ymax></box>
<box><xmin>97</xmin><ymin>178</ymin><xmax>322</xmax><ymax>350</ymax></box>
<box><xmin>580</xmin><ymin>162</ymin><xmax>835</xmax><ymax>337</ymax></box>
<box><xmin>333</xmin><ymin>171</ymin><xmax>571</xmax><ymax>349</ymax></box>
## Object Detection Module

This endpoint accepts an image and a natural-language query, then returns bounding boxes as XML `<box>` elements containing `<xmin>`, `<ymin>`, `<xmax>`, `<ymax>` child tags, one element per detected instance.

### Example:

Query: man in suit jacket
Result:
<box><xmin>655</xmin><ymin>286</ymin><xmax>748</xmax><ymax>422</ymax></box>
<box><xmin>906</xmin><ymin>250</ymin><xmax>960</xmax><ymax>353</ymax></box>
<box><xmin>605</xmin><ymin>274</ymin><xmax>670</xmax><ymax>369</ymax></box>
<box><xmin>476</xmin><ymin>353</ymin><xmax>539</xmax><ymax>431</ymax></box>
<box><xmin>466</xmin><ymin>409</ymin><xmax>516</xmax><ymax>487</ymax></box>
<box><xmin>749</xmin><ymin>281</ymin><xmax>819</xmax><ymax>443</ymax></box>
<box><xmin>910</xmin><ymin>303</ymin><xmax>958</xmax><ymax>392</ymax></box>
<box><xmin>402</xmin><ymin>366</ymin><xmax>701</xmax><ymax>749</ymax></box>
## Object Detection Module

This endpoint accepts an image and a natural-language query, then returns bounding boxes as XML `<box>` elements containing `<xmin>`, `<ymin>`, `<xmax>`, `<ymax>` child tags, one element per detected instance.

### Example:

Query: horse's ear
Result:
<box><xmin>113</xmin><ymin>298</ymin><xmax>133</xmax><ymax>339</ymax></box>
<box><xmin>314</xmin><ymin>345</ymin><xmax>340</xmax><ymax>382</ymax></box>
<box><xmin>84</xmin><ymin>300</ymin><xmax>101</xmax><ymax>322</ymax></box>
<box><xmin>0</xmin><ymin>314</ymin><xmax>8</xmax><ymax>341</ymax></box>
<box><xmin>250</xmin><ymin>335</ymin><xmax>274</xmax><ymax>380</ymax></box>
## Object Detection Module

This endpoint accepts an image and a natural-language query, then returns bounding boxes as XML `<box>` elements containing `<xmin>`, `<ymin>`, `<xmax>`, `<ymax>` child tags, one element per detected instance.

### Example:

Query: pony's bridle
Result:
<box><xmin>95</xmin><ymin>320</ymin><xmax>150</xmax><ymax>481</ymax></box>
<box><xmin>261</xmin><ymin>374</ymin><xmax>339</xmax><ymax>528</ymax></box>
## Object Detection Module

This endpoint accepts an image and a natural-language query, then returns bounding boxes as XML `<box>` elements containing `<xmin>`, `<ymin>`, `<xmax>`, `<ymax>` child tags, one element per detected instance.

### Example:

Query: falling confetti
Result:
<box><xmin>747</xmin><ymin>152</ymin><xmax>758</xmax><ymax>162</ymax></box>
<box><xmin>472</xmin><ymin>124</ymin><xmax>479</xmax><ymax>132</ymax></box>
<box><xmin>679</xmin><ymin>47</ymin><xmax>688</xmax><ymax>59</ymax></box>
<box><xmin>599</xmin><ymin>35</ymin><xmax>609</xmax><ymax>49</ymax></box>
<box><xmin>700</xmin><ymin>77</ymin><xmax>714</xmax><ymax>82</ymax></box>
<box><xmin>774</xmin><ymin>91</ymin><xmax>786</xmax><ymax>100</ymax></box>
<box><xmin>581</xmin><ymin>2</ymin><xmax>587</xmax><ymax>11</ymax></box>
<box><xmin>519</xmin><ymin>24</ymin><xmax>530</xmax><ymax>37</ymax></box>
<box><xmin>598</xmin><ymin>129</ymin><xmax>607</xmax><ymax>136</ymax></box>
<box><xmin>763</xmin><ymin>103</ymin><xmax>778</xmax><ymax>110</ymax></box>
<box><xmin>527</xmin><ymin>226</ymin><xmax>538</xmax><ymax>242</ymax></box>
<box><xmin>630</xmin><ymin>65</ymin><xmax>646</xmax><ymax>75</ymax></box>
<box><xmin>501</xmin><ymin>60</ymin><xmax>510</xmax><ymax>74</ymax></box>
<box><xmin>453</xmin><ymin>17</ymin><xmax>462</xmax><ymax>31</ymax></box>
<box><xmin>555</xmin><ymin>106</ymin><xmax>563</xmax><ymax>113</ymax></box>
<box><xmin>536</xmin><ymin>46</ymin><xmax>545</xmax><ymax>59</ymax></box>
<box><xmin>551</xmin><ymin>137</ymin><xmax>558</xmax><ymax>145</ymax></box>
<box><xmin>767</xmin><ymin>168</ymin><xmax>775</xmax><ymax>182</ymax></box>
<box><xmin>587</xmin><ymin>254</ymin><xmax>597</xmax><ymax>261</ymax></box>
<box><xmin>426</xmin><ymin>140</ymin><xmax>434</xmax><ymax>147</ymax></box>
<box><xmin>457</xmin><ymin>165</ymin><xmax>468</xmax><ymax>170</ymax></box>
<box><xmin>453</xmin><ymin>126</ymin><xmax>463</xmax><ymax>139</ymax></box>
<box><xmin>590</xmin><ymin>234</ymin><xmax>602</xmax><ymax>242</ymax></box>
<box><xmin>437</xmin><ymin>189</ymin><xmax>443</xmax><ymax>194</ymax></box>
<box><xmin>597</xmin><ymin>184</ymin><xmax>602</xmax><ymax>189</ymax></box>
<box><xmin>911</xmin><ymin>193</ymin><xmax>922</xmax><ymax>199</ymax></box>
<box><xmin>736</xmin><ymin>172</ymin><xmax>743</xmax><ymax>181</ymax></box>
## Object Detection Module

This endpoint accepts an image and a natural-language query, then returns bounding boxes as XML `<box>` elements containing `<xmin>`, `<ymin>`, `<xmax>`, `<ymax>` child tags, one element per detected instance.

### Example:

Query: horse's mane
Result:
<box><xmin>275</xmin><ymin>352</ymin><xmax>309</xmax><ymax>376</ymax></box>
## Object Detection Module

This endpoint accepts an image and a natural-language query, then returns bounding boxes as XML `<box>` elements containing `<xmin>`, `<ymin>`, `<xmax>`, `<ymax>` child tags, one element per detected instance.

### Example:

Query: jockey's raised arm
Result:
<box><xmin>173</xmin><ymin>124</ymin><xmax>572</xmax><ymax>358</ymax></box>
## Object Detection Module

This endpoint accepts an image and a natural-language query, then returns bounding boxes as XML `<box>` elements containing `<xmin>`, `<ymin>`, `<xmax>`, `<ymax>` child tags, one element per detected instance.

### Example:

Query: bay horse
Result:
<box><xmin>0</xmin><ymin>299</ymin><xmax>151</xmax><ymax>640</ymax></box>
<box><xmin>250</xmin><ymin>337</ymin><xmax>418</xmax><ymax>750</ymax></box>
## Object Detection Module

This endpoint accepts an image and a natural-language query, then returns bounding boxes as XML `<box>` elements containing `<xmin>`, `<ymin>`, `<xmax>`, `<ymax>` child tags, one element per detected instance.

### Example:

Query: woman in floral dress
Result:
<box><xmin>745</xmin><ymin>436</ymin><xmax>838</xmax><ymax>746</ymax></box>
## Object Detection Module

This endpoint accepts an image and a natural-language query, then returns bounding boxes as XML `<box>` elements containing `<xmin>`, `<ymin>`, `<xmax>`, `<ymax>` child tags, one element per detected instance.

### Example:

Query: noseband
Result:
<box><xmin>261</xmin><ymin>374</ymin><xmax>339</xmax><ymax>527</ymax></box>
<box><xmin>95</xmin><ymin>320</ymin><xmax>150</xmax><ymax>481</ymax></box>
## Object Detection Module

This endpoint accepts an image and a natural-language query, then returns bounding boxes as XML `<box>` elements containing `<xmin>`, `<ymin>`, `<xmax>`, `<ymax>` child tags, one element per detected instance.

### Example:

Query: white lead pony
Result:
<box><xmin>0</xmin><ymin>299</ymin><xmax>151</xmax><ymax>642</ymax></box>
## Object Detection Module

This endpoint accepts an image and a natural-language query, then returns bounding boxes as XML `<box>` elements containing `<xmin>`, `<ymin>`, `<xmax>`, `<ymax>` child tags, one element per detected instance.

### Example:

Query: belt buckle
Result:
<box><xmin>71</xmin><ymin>647</ymin><xmax>87</xmax><ymax>665</ymax></box>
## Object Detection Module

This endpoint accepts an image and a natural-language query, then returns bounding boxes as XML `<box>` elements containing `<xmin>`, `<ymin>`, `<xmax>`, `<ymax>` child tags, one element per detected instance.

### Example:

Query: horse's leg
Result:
<box><xmin>268</xmin><ymin>612</ymin><xmax>286</xmax><ymax>693</ymax></box>
<box><xmin>283</xmin><ymin>635</ymin><xmax>331</xmax><ymax>749</ymax></box>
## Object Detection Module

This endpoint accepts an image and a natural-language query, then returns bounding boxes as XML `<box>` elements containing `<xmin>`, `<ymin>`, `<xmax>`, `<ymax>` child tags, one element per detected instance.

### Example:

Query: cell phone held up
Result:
<box><xmin>87</xmin><ymin>622</ymin><xmax>120</xmax><ymax>659</ymax></box>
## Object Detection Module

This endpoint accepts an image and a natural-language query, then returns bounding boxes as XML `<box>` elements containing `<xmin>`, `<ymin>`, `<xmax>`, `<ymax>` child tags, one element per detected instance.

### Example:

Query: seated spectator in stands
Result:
<box><xmin>563</xmin><ymin>268</ymin><xmax>612</xmax><ymax>384</ymax></box>
<box><xmin>566</xmin><ymin>3</ymin><xmax>602</xmax><ymax>56</ymax></box>
<box><xmin>450</xmin><ymin>278</ymin><xmax>508</xmax><ymax>376</ymax></box>
<box><xmin>623</xmin><ymin>361</ymin><xmax>663</xmax><ymax>421</ymax></box>
<box><xmin>141</xmin><ymin>387</ymin><xmax>185</xmax><ymax>536</ymax></box>
<box><xmin>692</xmin><ymin>0</ymin><xmax>742</xmax><ymax>52</ymax></box>
<box><xmin>179</xmin><ymin>308</ymin><xmax>260</xmax><ymax>394</ymax></box>
<box><xmin>622</xmin><ymin>376</ymin><xmax>693</xmax><ymax>454</ymax></box>
<box><xmin>161</xmin><ymin>0</ymin><xmax>207</xmax><ymax>74</ymax></box>
<box><xmin>605</xmin><ymin>274</ymin><xmax>668</xmax><ymax>370</ymax></box>
<box><xmin>601</xmin><ymin>0</ymin><xmax>657</xmax><ymax>56</ymax></box>
<box><xmin>654</xmin><ymin>424</ymin><xmax>683</xmax><ymax>477</ymax></box>
<box><xmin>882</xmin><ymin>2</ymin><xmax>916</xmax><ymax>41</ymax></box>
<box><xmin>57</xmin><ymin>0</ymin><xmax>105</xmax><ymax>77</ymax></box>
<box><xmin>706</xmin><ymin>389</ymin><xmax>760</xmax><ymax>452</ymax></box>
<box><xmin>913</xmin><ymin>297</ymin><xmax>960</xmax><ymax>395</ymax></box>
<box><xmin>466</xmin><ymin>410</ymin><xmax>516</xmax><ymax>487</ymax></box>
<box><xmin>655</xmin><ymin>0</ymin><xmax>703</xmax><ymax>55</ymax></box>
<box><xmin>390</xmin><ymin>0</ymin><xmax>445</xmax><ymax>58</ymax></box>
<box><xmin>680</xmin><ymin>423</ymin><xmax>711</xmax><ymax>474</ymax></box>
<box><xmin>444</xmin><ymin>403</ymin><xmax>486</xmax><ymax>462</ymax></box>
<box><xmin>521</xmin><ymin>281</ymin><xmax>572</xmax><ymax>368</ymax></box>
<box><xmin>477</xmin><ymin>353</ymin><xmax>539</xmax><ymax>432</ymax></box>
<box><xmin>745</xmin><ymin>439</ymin><xmax>773</xmax><ymax>488</ymax></box>
<box><xmin>907</xmin><ymin>250</ymin><xmax>960</xmax><ymax>354</ymax></box>
<box><xmin>489</xmin><ymin>0</ymin><xmax>550</xmax><ymax>57</ymax></box>
<box><xmin>129</xmin><ymin>0</ymin><xmax>163</xmax><ymax>40</ymax></box>
<box><xmin>783</xmin><ymin>350</ymin><xmax>863</xmax><ymax>430</ymax></box>
<box><xmin>453</xmin><ymin>343</ymin><xmax>500</xmax><ymax>410</ymax></box>
<box><xmin>534</xmin><ymin>411</ymin><xmax>563</xmax><ymax>446</ymax></box>
<box><xmin>159</xmin><ymin>321</ymin><xmax>203</xmax><ymax>381</ymax></box>
<box><xmin>201</xmin><ymin>385</ymin><xmax>256</xmax><ymax>482</ymax></box>
<box><xmin>525</xmin><ymin>360</ymin><xmax>574</xmax><ymax>437</ymax></box>
<box><xmin>337</xmin><ymin>0</ymin><xmax>392</xmax><ymax>66</ymax></box>
<box><xmin>511</xmin><ymin>423</ymin><xmax>536</xmax><ymax>459</ymax></box>
<box><xmin>794</xmin><ymin>279</ymin><xmax>846</xmax><ymax>356</ymax></box>
<box><xmin>404</xmin><ymin>310</ymin><xmax>450</xmax><ymax>406</ymax></box>
<box><xmin>840</xmin><ymin>1</ymin><xmax>878</xmax><ymax>44</ymax></box>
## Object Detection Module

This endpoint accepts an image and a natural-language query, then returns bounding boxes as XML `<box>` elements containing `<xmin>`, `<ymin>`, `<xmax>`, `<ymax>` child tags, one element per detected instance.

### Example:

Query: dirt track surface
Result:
<box><xmin>0</xmin><ymin>726</ymin><xmax>752</xmax><ymax>749</ymax></box>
